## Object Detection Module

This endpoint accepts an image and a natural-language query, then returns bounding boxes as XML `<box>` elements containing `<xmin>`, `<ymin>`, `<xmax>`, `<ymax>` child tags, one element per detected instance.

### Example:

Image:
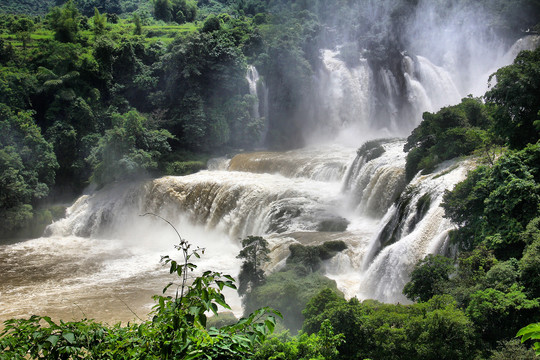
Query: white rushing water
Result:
<box><xmin>246</xmin><ymin>65</ymin><xmax>269</xmax><ymax>146</ymax></box>
<box><xmin>308</xmin><ymin>36</ymin><xmax>539</xmax><ymax>146</ymax></box>
<box><xmin>0</xmin><ymin>142</ymin><xmax>469</xmax><ymax>324</ymax></box>
<box><xmin>1</xmin><ymin>35</ymin><xmax>537</xmax><ymax>325</ymax></box>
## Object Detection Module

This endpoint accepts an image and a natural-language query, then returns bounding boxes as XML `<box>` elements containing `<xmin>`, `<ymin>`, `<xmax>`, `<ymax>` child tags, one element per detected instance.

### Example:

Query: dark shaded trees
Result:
<box><xmin>403</xmin><ymin>254</ymin><xmax>454</xmax><ymax>302</ymax></box>
<box><xmin>86</xmin><ymin>109</ymin><xmax>173</xmax><ymax>185</ymax></box>
<box><xmin>153</xmin><ymin>0</ymin><xmax>171</xmax><ymax>22</ymax></box>
<box><xmin>47</xmin><ymin>0</ymin><xmax>80</xmax><ymax>43</ymax></box>
<box><xmin>485</xmin><ymin>47</ymin><xmax>540</xmax><ymax>149</ymax></box>
<box><xmin>157</xmin><ymin>29</ymin><xmax>259</xmax><ymax>151</ymax></box>
<box><xmin>237</xmin><ymin>236</ymin><xmax>270</xmax><ymax>296</ymax></box>
<box><xmin>404</xmin><ymin>96</ymin><xmax>491</xmax><ymax>181</ymax></box>
<box><xmin>0</xmin><ymin>105</ymin><xmax>58</xmax><ymax>236</ymax></box>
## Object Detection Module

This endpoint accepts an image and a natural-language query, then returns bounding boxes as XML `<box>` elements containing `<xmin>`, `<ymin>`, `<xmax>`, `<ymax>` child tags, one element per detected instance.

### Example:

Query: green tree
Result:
<box><xmin>260</xmin><ymin>11</ymin><xmax>319</xmax><ymax>149</ymax></box>
<box><xmin>485</xmin><ymin>47</ymin><xmax>540</xmax><ymax>149</ymax></box>
<box><xmin>0</xmin><ymin>105</ymin><xmax>58</xmax><ymax>236</ymax></box>
<box><xmin>86</xmin><ymin>109</ymin><xmax>173</xmax><ymax>186</ymax></box>
<box><xmin>404</xmin><ymin>96</ymin><xmax>491</xmax><ymax>180</ymax></box>
<box><xmin>237</xmin><ymin>235</ymin><xmax>270</xmax><ymax>296</ymax></box>
<box><xmin>245</xmin><ymin>269</ymin><xmax>341</xmax><ymax>333</ymax></box>
<box><xmin>403</xmin><ymin>254</ymin><xmax>454</xmax><ymax>302</ymax></box>
<box><xmin>0</xmin><ymin>67</ymin><xmax>37</xmax><ymax>110</ymax></box>
<box><xmin>92</xmin><ymin>7</ymin><xmax>106</xmax><ymax>36</ymax></box>
<box><xmin>490</xmin><ymin>339</ymin><xmax>538</xmax><ymax>359</ymax></box>
<box><xmin>410</xmin><ymin>297</ymin><xmax>477</xmax><ymax>360</ymax></box>
<box><xmin>158</xmin><ymin>31</ymin><xmax>251</xmax><ymax>151</ymax></box>
<box><xmin>254</xmin><ymin>320</ymin><xmax>344</xmax><ymax>360</ymax></box>
<box><xmin>133</xmin><ymin>13</ymin><xmax>142</xmax><ymax>35</ymax></box>
<box><xmin>302</xmin><ymin>288</ymin><xmax>344</xmax><ymax>334</ymax></box>
<box><xmin>10</xmin><ymin>17</ymin><xmax>34</xmax><ymax>49</ymax></box>
<box><xmin>202</xmin><ymin>14</ymin><xmax>221</xmax><ymax>32</ymax></box>
<box><xmin>171</xmin><ymin>0</ymin><xmax>197</xmax><ymax>24</ymax></box>
<box><xmin>153</xmin><ymin>0</ymin><xmax>171</xmax><ymax>22</ymax></box>
<box><xmin>466</xmin><ymin>285</ymin><xmax>539</xmax><ymax>346</ymax></box>
<box><xmin>47</xmin><ymin>0</ymin><xmax>80</xmax><ymax>43</ymax></box>
<box><xmin>443</xmin><ymin>142</ymin><xmax>540</xmax><ymax>257</ymax></box>
<box><xmin>519</xmin><ymin>218</ymin><xmax>540</xmax><ymax>297</ymax></box>
<box><xmin>0</xmin><ymin>38</ymin><xmax>15</xmax><ymax>64</ymax></box>
<box><xmin>302</xmin><ymin>292</ymin><xmax>477</xmax><ymax>360</ymax></box>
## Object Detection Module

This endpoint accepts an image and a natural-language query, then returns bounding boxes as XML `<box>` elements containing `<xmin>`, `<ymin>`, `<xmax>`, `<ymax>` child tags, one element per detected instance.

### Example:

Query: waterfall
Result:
<box><xmin>228</xmin><ymin>145</ymin><xmax>355</xmax><ymax>182</ymax></box>
<box><xmin>342</xmin><ymin>139</ymin><xmax>407</xmax><ymax>217</ymax></box>
<box><xmin>246</xmin><ymin>65</ymin><xmax>269</xmax><ymax>146</ymax></box>
<box><xmin>311</xmin><ymin>47</ymin><xmax>463</xmax><ymax>144</ymax></box>
<box><xmin>42</xmin><ymin>140</ymin><xmax>462</xmax><ymax>303</ymax></box>
<box><xmin>413</xmin><ymin>55</ymin><xmax>461</xmax><ymax>110</ymax></box>
<box><xmin>317</xmin><ymin>49</ymin><xmax>374</xmax><ymax>137</ymax></box>
<box><xmin>3</xmin><ymin>31</ymin><xmax>538</xmax><ymax>324</ymax></box>
<box><xmin>470</xmin><ymin>35</ymin><xmax>540</xmax><ymax>96</ymax></box>
<box><xmin>246</xmin><ymin>65</ymin><xmax>261</xmax><ymax>119</ymax></box>
<box><xmin>353</xmin><ymin>158</ymin><xmax>474</xmax><ymax>303</ymax></box>
<box><xmin>0</xmin><ymin>139</ymin><xmax>499</xmax><ymax>324</ymax></box>
<box><xmin>47</xmin><ymin>148</ymin><xmax>357</xmax><ymax>241</ymax></box>
<box><xmin>305</xmin><ymin>34</ymin><xmax>538</xmax><ymax>146</ymax></box>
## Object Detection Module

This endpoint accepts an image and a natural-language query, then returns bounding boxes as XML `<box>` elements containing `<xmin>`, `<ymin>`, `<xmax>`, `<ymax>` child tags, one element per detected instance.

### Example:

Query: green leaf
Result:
<box><xmin>216</xmin><ymin>280</ymin><xmax>224</xmax><ymax>290</ymax></box>
<box><xmin>163</xmin><ymin>282</ymin><xmax>174</xmax><ymax>294</ymax></box>
<box><xmin>63</xmin><ymin>332</ymin><xmax>75</xmax><ymax>344</ymax></box>
<box><xmin>516</xmin><ymin>323</ymin><xmax>540</xmax><ymax>337</ymax></box>
<box><xmin>264</xmin><ymin>319</ymin><xmax>275</xmax><ymax>333</ymax></box>
<box><xmin>169</xmin><ymin>260</ymin><xmax>177</xmax><ymax>274</ymax></box>
<box><xmin>189</xmin><ymin>306</ymin><xmax>200</xmax><ymax>315</ymax></box>
<box><xmin>42</xmin><ymin>316</ymin><xmax>55</xmax><ymax>326</ymax></box>
<box><xmin>47</xmin><ymin>335</ymin><xmax>59</xmax><ymax>346</ymax></box>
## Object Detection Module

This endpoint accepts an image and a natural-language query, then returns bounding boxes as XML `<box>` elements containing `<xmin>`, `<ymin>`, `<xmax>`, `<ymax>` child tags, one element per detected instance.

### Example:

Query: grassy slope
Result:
<box><xmin>0</xmin><ymin>18</ymin><xmax>200</xmax><ymax>48</ymax></box>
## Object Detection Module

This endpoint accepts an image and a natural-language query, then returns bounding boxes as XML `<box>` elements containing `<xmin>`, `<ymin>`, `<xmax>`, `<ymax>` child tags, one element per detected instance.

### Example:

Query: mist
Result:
<box><xmin>260</xmin><ymin>0</ymin><xmax>538</xmax><ymax>148</ymax></box>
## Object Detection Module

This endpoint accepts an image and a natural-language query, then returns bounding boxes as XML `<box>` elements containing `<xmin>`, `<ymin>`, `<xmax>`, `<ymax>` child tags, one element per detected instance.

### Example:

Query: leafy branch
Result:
<box><xmin>517</xmin><ymin>322</ymin><xmax>540</xmax><ymax>356</ymax></box>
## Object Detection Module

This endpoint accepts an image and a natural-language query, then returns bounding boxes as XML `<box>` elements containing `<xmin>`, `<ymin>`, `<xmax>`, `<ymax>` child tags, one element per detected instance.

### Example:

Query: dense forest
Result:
<box><xmin>1</xmin><ymin>0</ymin><xmax>540</xmax><ymax>359</ymax></box>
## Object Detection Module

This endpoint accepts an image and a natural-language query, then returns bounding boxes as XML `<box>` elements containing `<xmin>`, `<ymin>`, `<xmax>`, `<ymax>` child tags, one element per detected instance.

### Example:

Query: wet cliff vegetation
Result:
<box><xmin>1</xmin><ymin>0</ymin><xmax>540</xmax><ymax>359</ymax></box>
<box><xmin>1</xmin><ymin>0</ymin><xmax>539</xmax><ymax>238</ymax></box>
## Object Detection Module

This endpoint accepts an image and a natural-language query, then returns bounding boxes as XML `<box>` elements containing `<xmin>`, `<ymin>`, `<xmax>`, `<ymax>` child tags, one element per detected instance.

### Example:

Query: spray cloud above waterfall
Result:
<box><xmin>256</xmin><ymin>0</ymin><xmax>539</xmax><ymax>148</ymax></box>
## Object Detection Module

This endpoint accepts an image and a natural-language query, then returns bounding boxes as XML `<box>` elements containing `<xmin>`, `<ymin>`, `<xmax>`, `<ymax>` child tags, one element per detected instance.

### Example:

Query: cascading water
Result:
<box><xmin>342</xmin><ymin>139</ymin><xmax>407</xmax><ymax>217</ymax></box>
<box><xmin>246</xmin><ymin>65</ymin><xmax>269</xmax><ymax>146</ymax></box>
<box><xmin>1</xmin><ymin>27</ymin><xmax>538</xmax><ymax>324</ymax></box>
<box><xmin>316</xmin><ymin>49</ymin><xmax>374</xmax><ymax>137</ymax></box>
<box><xmin>347</xmin><ymin>159</ymin><xmax>475</xmax><ymax>303</ymax></box>
<box><xmin>311</xmin><ymin>47</ymin><xmax>465</xmax><ymax>145</ymax></box>
<box><xmin>246</xmin><ymin>65</ymin><xmax>262</xmax><ymax>119</ymax></box>
<box><xmin>470</xmin><ymin>35</ymin><xmax>540</xmax><ymax>96</ymax></box>
<box><xmin>0</xmin><ymin>140</ymin><xmax>470</xmax><ymax>323</ymax></box>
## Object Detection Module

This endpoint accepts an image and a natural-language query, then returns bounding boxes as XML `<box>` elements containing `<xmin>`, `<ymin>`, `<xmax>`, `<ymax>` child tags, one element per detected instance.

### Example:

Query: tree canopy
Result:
<box><xmin>0</xmin><ymin>105</ymin><xmax>58</xmax><ymax>235</ymax></box>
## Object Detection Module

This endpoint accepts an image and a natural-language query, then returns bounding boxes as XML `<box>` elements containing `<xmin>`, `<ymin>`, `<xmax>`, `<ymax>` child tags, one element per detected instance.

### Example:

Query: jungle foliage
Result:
<box><xmin>400</xmin><ymin>33</ymin><xmax>540</xmax><ymax>360</ymax></box>
<box><xmin>1</xmin><ymin>0</ymin><xmax>540</xmax><ymax>358</ymax></box>
<box><xmin>1</xmin><ymin>0</ymin><xmax>539</xmax><ymax>237</ymax></box>
<box><xmin>404</xmin><ymin>96</ymin><xmax>492</xmax><ymax>181</ymax></box>
<box><xmin>238</xmin><ymin>239</ymin><xmax>346</xmax><ymax>333</ymax></box>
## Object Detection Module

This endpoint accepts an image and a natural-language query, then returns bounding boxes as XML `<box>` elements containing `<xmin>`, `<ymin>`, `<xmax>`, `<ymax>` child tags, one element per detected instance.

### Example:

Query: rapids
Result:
<box><xmin>1</xmin><ymin>34</ymin><xmax>537</xmax><ymax>325</ymax></box>
<box><xmin>0</xmin><ymin>141</ymin><xmax>469</xmax><ymax>324</ymax></box>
